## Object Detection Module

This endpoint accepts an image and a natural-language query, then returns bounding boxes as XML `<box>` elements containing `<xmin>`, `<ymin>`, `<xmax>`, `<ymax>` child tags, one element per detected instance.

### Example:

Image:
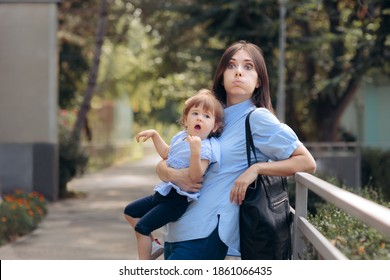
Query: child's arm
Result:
<box><xmin>187</xmin><ymin>135</ymin><xmax>210</xmax><ymax>183</ymax></box>
<box><xmin>136</xmin><ymin>129</ymin><xmax>169</xmax><ymax>159</ymax></box>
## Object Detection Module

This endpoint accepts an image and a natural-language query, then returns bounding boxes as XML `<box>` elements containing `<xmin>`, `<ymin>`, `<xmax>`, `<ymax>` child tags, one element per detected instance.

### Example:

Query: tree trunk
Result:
<box><xmin>315</xmin><ymin>106</ymin><xmax>338</xmax><ymax>142</ymax></box>
<box><xmin>72</xmin><ymin>0</ymin><xmax>109</xmax><ymax>143</ymax></box>
<box><xmin>314</xmin><ymin>78</ymin><xmax>359</xmax><ymax>142</ymax></box>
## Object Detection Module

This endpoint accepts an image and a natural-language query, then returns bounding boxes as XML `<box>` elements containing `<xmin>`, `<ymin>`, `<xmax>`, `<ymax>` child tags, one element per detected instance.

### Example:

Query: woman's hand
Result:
<box><xmin>230</xmin><ymin>165</ymin><xmax>258</xmax><ymax>205</ymax></box>
<box><xmin>173</xmin><ymin>168</ymin><xmax>203</xmax><ymax>193</ymax></box>
<box><xmin>156</xmin><ymin>160</ymin><xmax>203</xmax><ymax>193</ymax></box>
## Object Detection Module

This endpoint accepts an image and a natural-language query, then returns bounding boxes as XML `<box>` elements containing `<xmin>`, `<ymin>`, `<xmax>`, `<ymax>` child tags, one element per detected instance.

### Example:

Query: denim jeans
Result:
<box><xmin>164</xmin><ymin>224</ymin><xmax>228</xmax><ymax>260</ymax></box>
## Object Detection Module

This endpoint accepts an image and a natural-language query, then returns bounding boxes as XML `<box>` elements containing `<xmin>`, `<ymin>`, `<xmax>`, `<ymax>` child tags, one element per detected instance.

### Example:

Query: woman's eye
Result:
<box><xmin>227</xmin><ymin>62</ymin><xmax>235</xmax><ymax>69</ymax></box>
<box><xmin>245</xmin><ymin>64</ymin><xmax>253</xmax><ymax>70</ymax></box>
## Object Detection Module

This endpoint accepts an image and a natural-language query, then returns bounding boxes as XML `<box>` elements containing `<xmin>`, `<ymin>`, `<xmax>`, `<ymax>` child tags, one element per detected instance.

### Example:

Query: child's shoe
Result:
<box><xmin>151</xmin><ymin>239</ymin><xmax>164</xmax><ymax>260</ymax></box>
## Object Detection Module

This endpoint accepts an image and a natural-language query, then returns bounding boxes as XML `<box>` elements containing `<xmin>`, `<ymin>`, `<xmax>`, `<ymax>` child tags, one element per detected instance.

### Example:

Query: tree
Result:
<box><xmin>58</xmin><ymin>0</ymin><xmax>208</xmax><ymax>135</ymax></box>
<box><xmin>289</xmin><ymin>0</ymin><xmax>390</xmax><ymax>141</ymax></box>
<box><xmin>58</xmin><ymin>40</ymin><xmax>89</xmax><ymax>109</ymax></box>
<box><xmin>58</xmin><ymin>0</ymin><xmax>97</xmax><ymax>109</ymax></box>
<box><xmin>71</xmin><ymin>0</ymin><xmax>108</xmax><ymax>143</ymax></box>
<box><xmin>132</xmin><ymin>0</ymin><xmax>390</xmax><ymax>142</ymax></box>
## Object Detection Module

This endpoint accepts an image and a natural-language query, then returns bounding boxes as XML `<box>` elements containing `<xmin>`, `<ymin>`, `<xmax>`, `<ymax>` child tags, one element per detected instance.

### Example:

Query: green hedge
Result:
<box><xmin>59</xmin><ymin>129</ymin><xmax>89</xmax><ymax>198</ymax></box>
<box><xmin>361</xmin><ymin>147</ymin><xmax>390</xmax><ymax>200</ymax></box>
<box><xmin>308</xmin><ymin>187</ymin><xmax>390</xmax><ymax>259</ymax></box>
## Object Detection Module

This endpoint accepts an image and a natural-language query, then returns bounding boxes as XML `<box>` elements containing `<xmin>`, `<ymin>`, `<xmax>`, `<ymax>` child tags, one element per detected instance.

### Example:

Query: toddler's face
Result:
<box><xmin>184</xmin><ymin>105</ymin><xmax>218</xmax><ymax>139</ymax></box>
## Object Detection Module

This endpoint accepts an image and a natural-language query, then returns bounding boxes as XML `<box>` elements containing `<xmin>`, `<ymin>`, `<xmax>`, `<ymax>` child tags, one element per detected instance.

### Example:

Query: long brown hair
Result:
<box><xmin>212</xmin><ymin>40</ymin><xmax>274</xmax><ymax>112</ymax></box>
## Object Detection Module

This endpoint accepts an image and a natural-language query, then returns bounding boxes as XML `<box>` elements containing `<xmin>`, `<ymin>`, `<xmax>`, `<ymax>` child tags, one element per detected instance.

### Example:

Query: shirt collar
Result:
<box><xmin>224</xmin><ymin>99</ymin><xmax>256</xmax><ymax>125</ymax></box>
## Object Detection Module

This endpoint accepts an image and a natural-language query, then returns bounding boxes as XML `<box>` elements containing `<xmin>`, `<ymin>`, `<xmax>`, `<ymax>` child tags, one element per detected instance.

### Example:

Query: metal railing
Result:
<box><xmin>293</xmin><ymin>172</ymin><xmax>390</xmax><ymax>260</ymax></box>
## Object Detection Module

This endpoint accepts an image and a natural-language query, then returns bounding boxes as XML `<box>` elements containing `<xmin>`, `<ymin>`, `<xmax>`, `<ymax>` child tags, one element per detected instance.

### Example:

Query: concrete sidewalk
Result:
<box><xmin>0</xmin><ymin>155</ymin><xmax>164</xmax><ymax>260</ymax></box>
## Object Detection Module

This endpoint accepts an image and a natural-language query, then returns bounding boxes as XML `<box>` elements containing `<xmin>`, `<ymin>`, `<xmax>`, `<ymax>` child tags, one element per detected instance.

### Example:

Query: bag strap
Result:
<box><xmin>246</xmin><ymin>109</ymin><xmax>292</xmax><ymax>259</ymax></box>
<box><xmin>245</xmin><ymin>110</ymin><xmax>257</xmax><ymax>167</ymax></box>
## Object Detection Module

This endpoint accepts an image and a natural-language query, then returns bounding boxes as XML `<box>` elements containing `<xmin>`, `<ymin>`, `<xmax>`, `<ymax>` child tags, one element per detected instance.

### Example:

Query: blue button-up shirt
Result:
<box><xmin>163</xmin><ymin>99</ymin><xmax>301</xmax><ymax>255</ymax></box>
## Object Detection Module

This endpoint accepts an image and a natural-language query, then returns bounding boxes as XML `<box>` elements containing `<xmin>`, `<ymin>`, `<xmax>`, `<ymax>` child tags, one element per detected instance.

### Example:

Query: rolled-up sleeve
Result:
<box><xmin>250</xmin><ymin>108</ymin><xmax>302</xmax><ymax>161</ymax></box>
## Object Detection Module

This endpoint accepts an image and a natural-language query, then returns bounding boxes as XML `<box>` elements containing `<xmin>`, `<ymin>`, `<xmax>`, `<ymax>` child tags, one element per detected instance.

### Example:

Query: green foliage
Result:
<box><xmin>59</xmin><ymin>0</ymin><xmax>389</xmax><ymax>142</ymax></box>
<box><xmin>308</xmin><ymin>187</ymin><xmax>390</xmax><ymax>259</ymax></box>
<box><xmin>134</xmin><ymin>0</ymin><xmax>280</xmax><ymax>93</ymax></box>
<box><xmin>58</xmin><ymin>40</ymin><xmax>89</xmax><ymax>109</ymax></box>
<box><xmin>0</xmin><ymin>191</ymin><xmax>48</xmax><ymax>245</ymax></box>
<box><xmin>58</xmin><ymin>128</ymin><xmax>89</xmax><ymax>198</ymax></box>
<box><xmin>132</xmin><ymin>0</ymin><xmax>390</xmax><ymax>142</ymax></box>
<box><xmin>58</xmin><ymin>0</ymin><xmax>99</xmax><ymax>110</ymax></box>
<box><xmin>361</xmin><ymin>147</ymin><xmax>390</xmax><ymax>200</ymax></box>
<box><xmin>289</xmin><ymin>0</ymin><xmax>390</xmax><ymax>141</ymax></box>
<box><xmin>97</xmin><ymin>4</ymin><xmax>212</xmax><ymax>127</ymax></box>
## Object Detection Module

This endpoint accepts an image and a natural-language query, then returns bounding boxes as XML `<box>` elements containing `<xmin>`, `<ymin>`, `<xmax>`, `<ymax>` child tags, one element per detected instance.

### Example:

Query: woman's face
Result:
<box><xmin>222</xmin><ymin>49</ymin><xmax>260</xmax><ymax>106</ymax></box>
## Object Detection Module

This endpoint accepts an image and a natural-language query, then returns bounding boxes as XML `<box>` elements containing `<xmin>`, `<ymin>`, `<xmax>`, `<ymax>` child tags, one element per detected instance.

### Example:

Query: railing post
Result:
<box><xmin>293</xmin><ymin>173</ymin><xmax>308</xmax><ymax>259</ymax></box>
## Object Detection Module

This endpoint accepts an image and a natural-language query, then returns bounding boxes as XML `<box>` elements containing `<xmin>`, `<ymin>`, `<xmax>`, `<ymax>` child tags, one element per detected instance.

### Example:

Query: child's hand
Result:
<box><xmin>136</xmin><ymin>129</ymin><xmax>157</xmax><ymax>143</ymax></box>
<box><xmin>187</xmin><ymin>135</ymin><xmax>202</xmax><ymax>153</ymax></box>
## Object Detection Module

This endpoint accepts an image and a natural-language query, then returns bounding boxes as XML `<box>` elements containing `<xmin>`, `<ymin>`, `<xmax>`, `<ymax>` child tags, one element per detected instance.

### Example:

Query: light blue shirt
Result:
<box><xmin>163</xmin><ymin>99</ymin><xmax>302</xmax><ymax>255</ymax></box>
<box><xmin>154</xmin><ymin>130</ymin><xmax>218</xmax><ymax>201</ymax></box>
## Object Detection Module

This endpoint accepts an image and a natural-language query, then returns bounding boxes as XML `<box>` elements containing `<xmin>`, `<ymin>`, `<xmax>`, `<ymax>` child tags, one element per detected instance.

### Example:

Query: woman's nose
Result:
<box><xmin>235</xmin><ymin>66</ymin><xmax>242</xmax><ymax>77</ymax></box>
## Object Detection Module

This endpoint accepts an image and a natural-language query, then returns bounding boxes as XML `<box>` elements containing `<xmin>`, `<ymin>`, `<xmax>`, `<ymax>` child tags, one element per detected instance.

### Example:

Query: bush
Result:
<box><xmin>58</xmin><ymin>109</ymin><xmax>89</xmax><ymax>198</ymax></box>
<box><xmin>0</xmin><ymin>190</ymin><xmax>48</xmax><ymax>245</ymax></box>
<box><xmin>361</xmin><ymin>147</ymin><xmax>390</xmax><ymax>200</ymax></box>
<box><xmin>308</xmin><ymin>187</ymin><xmax>390</xmax><ymax>259</ymax></box>
<box><xmin>59</xmin><ymin>129</ymin><xmax>89</xmax><ymax>198</ymax></box>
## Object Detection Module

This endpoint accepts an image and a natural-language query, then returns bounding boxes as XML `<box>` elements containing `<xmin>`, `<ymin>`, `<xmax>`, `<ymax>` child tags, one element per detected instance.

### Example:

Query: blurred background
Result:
<box><xmin>0</xmin><ymin>0</ymin><xmax>389</xmax><ymax>201</ymax></box>
<box><xmin>1</xmin><ymin>0</ymin><xmax>390</xmax><ymax>260</ymax></box>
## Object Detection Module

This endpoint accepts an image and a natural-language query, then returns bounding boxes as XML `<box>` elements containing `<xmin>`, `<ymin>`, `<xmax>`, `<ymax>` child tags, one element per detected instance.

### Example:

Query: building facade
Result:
<box><xmin>0</xmin><ymin>0</ymin><xmax>60</xmax><ymax>200</ymax></box>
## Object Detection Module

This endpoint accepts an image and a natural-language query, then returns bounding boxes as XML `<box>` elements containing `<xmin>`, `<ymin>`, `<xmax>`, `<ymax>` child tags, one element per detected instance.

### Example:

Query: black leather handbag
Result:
<box><xmin>239</xmin><ymin>110</ymin><xmax>292</xmax><ymax>260</ymax></box>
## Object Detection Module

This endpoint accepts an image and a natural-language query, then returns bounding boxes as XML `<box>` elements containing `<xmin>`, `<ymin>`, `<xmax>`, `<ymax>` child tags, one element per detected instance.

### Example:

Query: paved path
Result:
<box><xmin>0</xmin><ymin>155</ymin><xmax>164</xmax><ymax>260</ymax></box>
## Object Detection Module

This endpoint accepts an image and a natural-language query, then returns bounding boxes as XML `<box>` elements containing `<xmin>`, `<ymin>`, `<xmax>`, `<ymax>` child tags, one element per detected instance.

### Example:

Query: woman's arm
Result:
<box><xmin>230</xmin><ymin>145</ymin><xmax>316</xmax><ymax>205</ymax></box>
<box><xmin>253</xmin><ymin>145</ymin><xmax>316</xmax><ymax>176</ymax></box>
<box><xmin>156</xmin><ymin>160</ymin><xmax>203</xmax><ymax>193</ymax></box>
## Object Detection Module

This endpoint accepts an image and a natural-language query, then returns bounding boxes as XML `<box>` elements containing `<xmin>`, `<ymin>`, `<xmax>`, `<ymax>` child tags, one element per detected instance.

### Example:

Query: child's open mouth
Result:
<box><xmin>194</xmin><ymin>125</ymin><xmax>201</xmax><ymax>131</ymax></box>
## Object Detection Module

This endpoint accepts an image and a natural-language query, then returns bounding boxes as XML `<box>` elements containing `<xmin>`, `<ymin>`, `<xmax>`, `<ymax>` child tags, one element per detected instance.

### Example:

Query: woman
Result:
<box><xmin>156</xmin><ymin>40</ymin><xmax>316</xmax><ymax>260</ymax></box>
